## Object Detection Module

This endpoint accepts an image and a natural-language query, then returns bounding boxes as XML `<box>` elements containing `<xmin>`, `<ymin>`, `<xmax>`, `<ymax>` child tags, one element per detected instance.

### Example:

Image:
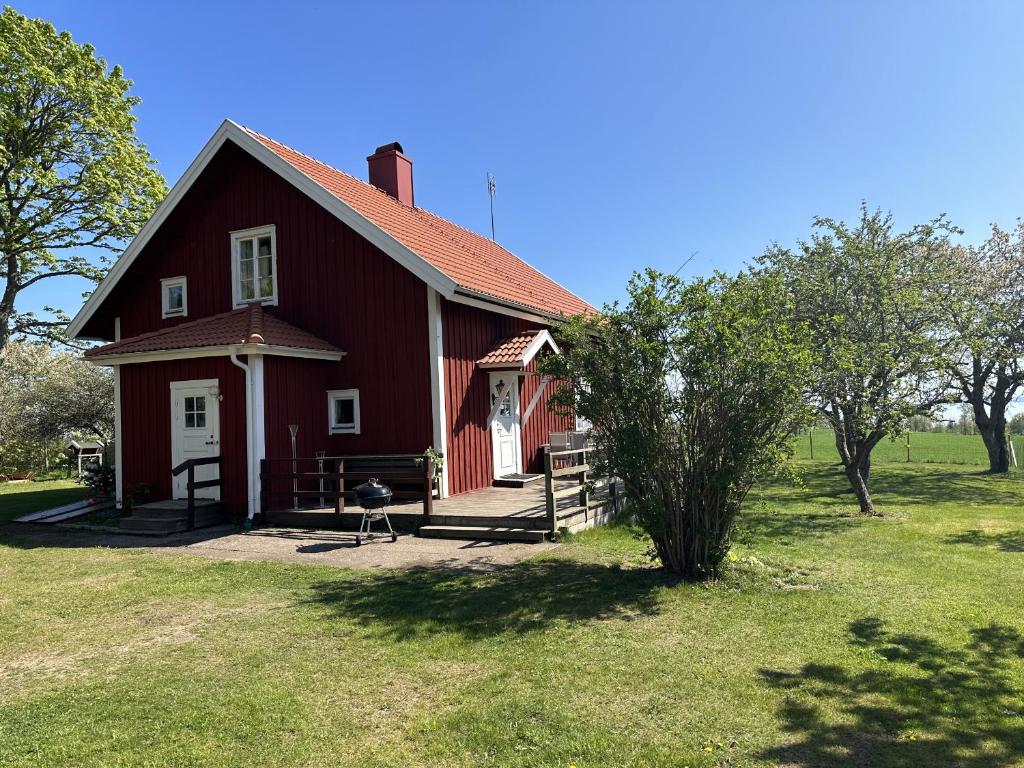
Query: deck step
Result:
<box><xmin>417</xmin><ymin>525</ymin><xmax>548</xmax><ymax>543</ymax></box>
<box><xmin>492</xmin><ymin>473</ymin><xmax>544</xmax><ymax>489</ymax></box>
<box><xmin>117</xmin><ymin>501</ymin><xmax>226</xmax><ymax>535</ymax></box>
<box><xmin>431</xmin><ymin>513</ymin><xmax>548</xmax><ymax>530</ymax></box>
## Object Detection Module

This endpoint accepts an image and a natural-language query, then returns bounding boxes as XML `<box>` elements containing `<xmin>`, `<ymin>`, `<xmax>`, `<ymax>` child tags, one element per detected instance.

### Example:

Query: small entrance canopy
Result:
<box><xmin>478</xmin><ymin>329</ymin><xmax>560</xmax><ymax>429</ymax></box>
<box><xmin>476</xmin><ymin>329</ymin><xmax>559</xmax><ymax>371</ymax></box>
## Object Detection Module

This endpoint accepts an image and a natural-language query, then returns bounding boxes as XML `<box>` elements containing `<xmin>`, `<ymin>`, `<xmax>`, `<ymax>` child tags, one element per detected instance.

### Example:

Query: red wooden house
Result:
<box><xmin>69</xmin><ymin>120</ymin><xmax>594</xmax><ymax>523</ymax></box>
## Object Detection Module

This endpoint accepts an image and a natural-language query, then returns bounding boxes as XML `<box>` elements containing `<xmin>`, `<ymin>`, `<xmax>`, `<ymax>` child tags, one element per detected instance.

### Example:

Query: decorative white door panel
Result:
<box><xmin>170</xmin><ymin>379</ymin><xmax>221</xmax><ymax>500</ymax></box>
<box><xmin>490</xmin><ymin>373</ymin><xmax>522</xmax><ymax>478</ymax></box>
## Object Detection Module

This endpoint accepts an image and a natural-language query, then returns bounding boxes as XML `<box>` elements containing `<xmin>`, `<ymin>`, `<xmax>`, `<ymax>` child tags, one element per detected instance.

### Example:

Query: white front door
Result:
<box><xmin>490</xmin><ymin>373</ymin><xmax>522</xmax><ymax>478</ymax></box>
<box><xmin>170</xmin><ymin>379</ymin><xmax>221</xmax><ymax>500</ymax></box>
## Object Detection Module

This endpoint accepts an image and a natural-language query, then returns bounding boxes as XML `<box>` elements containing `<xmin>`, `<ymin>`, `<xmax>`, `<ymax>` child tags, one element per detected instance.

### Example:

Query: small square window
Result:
<box><xmin>327</xmin><ymin>389</ymin><xmax>360</xmax><ymax>434</ymax></box>
<box><xmin>161</xmin><ymin>276</ymin><xmax>187</xmax><ymax>319</ymax></box>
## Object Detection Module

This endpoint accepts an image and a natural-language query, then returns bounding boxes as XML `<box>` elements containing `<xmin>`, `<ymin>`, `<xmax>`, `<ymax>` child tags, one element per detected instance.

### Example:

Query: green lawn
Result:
<box><xmin>791</xmin><ymin>427</ymin><xmax>1022</xmax><ymax>466</ymax></box>
<box><xmin>0</xmin><ymin>479</ymin><xmax>87</xmax><ymax>523</ymax></box>
<box><xmin>1</xmin><ymin>463</ymin><xmax>1023</xmax><ymax>766</ymax></box>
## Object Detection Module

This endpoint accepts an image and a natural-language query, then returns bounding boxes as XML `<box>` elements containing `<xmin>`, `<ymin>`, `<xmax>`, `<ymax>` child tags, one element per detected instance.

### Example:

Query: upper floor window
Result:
<box><xmin>161</xmin><ymin>276</ymin><xmax>187</xmax><ymax>318</ymax></box>
<box><xmin>231</xmin><ymin>225</ymin><xmax>277</xmax><ymax>308</ymax></box>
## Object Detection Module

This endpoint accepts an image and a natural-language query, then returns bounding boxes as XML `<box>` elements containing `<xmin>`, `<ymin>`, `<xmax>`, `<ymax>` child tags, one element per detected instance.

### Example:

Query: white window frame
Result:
<box><xmin>161</xmin><ymin>276</ymin><xmax>188</xmax><ymax>319</ymax></box>
<box><xmin>230</xmin><ymin>225</ymin><xmax>278</xmax><ymax>308</ymax></box>
<box><xmin>327</xmin><ymin>389</ymin><xmax>361</xmax><ymax>435</ymax></box>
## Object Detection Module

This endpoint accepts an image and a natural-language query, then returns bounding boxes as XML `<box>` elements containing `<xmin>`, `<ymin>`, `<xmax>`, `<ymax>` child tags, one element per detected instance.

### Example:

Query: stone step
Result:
<box><xmin>417</xmin><ymin>525</ymin><xmax>548</xmax><ymax>543</ymax></box>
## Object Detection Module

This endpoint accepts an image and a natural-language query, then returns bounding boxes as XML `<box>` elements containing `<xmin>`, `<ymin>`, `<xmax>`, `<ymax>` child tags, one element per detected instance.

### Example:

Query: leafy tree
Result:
<box><xmin>761</xmin><ymin>205</ymin><xmax>958</xmax><ymax>515</ymax></box>
<box><xmin>0</xmin><ymin>6</ymin><xmax>165</xmax><ymax>352</ymax></box>
<box><xmin>1008</xmin><ymin>412</ymin><xmax>1024</xmax><ymax>437</ymax></box>
<box><xmin>0</xmin><ymin>342</ymin><xmax>111</xmax><ymax>472</ymax></box>
<box><xmin>947</xmin><ymin>223</ymin><xmax>1024</xmax><ymax>472</ymax></box>
<box><xmin>544</xmin><ymin>269</ymin><xmax>812</xmax><ymax>580</ymax></box>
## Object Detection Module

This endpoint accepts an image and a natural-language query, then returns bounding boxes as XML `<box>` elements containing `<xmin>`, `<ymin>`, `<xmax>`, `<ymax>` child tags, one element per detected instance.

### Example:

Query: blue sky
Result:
<box><xmin>16</xmin><ymin>0</ymin><xmax>1024</xmax><ymax>320</ymax></box>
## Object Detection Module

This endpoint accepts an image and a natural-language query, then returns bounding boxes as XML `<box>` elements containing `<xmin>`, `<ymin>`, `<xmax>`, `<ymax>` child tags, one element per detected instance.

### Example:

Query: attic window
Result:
<box><xmin>231</xmin><ymin>225</ymin><xmax>278</xmax><ymax>308</ymax></box>
<box><xmin>161</xmin><ymin>276</ymin><xmax>187</xmax><ymax>318</ymax></box>
<box><xmin>327</xmin><ymin>389</ymin><xmax>360</xmax><ymax>434</ymax></box>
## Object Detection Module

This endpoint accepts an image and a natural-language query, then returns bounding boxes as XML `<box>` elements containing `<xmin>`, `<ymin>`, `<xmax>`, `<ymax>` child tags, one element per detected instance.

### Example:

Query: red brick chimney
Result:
<box><xmin>367</xmin><ymin>142</ymin><xmax>414</xmax><ymax>206</ymax></box>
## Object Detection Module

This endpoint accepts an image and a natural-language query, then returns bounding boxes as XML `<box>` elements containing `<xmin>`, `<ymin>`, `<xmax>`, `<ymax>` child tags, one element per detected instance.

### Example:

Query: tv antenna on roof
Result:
<box><xmin>487</xmin><ymin>172</ymin><xmax>497</xmax><ymax>241</ymax></box>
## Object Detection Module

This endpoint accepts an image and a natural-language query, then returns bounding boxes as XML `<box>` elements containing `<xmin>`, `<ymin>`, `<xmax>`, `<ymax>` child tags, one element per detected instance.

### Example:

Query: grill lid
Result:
<box><xmin>353</xmin><ymin>478</ymin><xmax>393</xmax><ymax>508</ymax></box>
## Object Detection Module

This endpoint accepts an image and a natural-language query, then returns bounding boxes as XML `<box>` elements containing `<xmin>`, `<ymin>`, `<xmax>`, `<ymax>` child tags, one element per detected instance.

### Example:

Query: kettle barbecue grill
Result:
<box><xmin>352</xmin><ymin>478</ymin><xmax>398</xmax><ymax>546</ymax></box>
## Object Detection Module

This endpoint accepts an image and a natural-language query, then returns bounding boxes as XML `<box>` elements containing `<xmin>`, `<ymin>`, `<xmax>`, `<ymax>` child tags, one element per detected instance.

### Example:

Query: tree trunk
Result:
<box><xmin>845</xmin><ymin>460</ymin><xmax>876</xmax><ymax>515</ymax></box>
<box><xmin>979</xmin><ymin>417</ymin><xmax>1010</xmax><ymax>473</ymax></box>
<box><xmin>964</xmin><ymin>358</ymin><xmax>1016</xmax><ymax>474</ymax></box>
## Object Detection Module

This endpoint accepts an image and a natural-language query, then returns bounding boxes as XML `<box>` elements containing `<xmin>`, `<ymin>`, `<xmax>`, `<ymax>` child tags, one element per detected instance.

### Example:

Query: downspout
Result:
<box><xmin>229</xmin><ymin>346</ymin><xmax>256</xmax><ymax>529</ymax></box>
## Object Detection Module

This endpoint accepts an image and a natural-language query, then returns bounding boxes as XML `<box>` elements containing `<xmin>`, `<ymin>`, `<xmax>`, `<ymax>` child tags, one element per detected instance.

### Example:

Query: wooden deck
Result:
<box><xmin>266</xmin><ymin>480</ymin><xmax>574</xmax><ymax>531</ymax></box>
<box><xmin>431</xmin><ymin>483</ymin><xmax>553</xmax><ymax>518</ymax></box>
<box><xmin>266</xmin><ymin>475</ymin><xmax>622</xmax><ymax>534</ymax></box>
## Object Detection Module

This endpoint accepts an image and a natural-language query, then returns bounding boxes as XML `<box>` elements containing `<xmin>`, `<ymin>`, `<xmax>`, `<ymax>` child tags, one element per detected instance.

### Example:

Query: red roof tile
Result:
<box><xmin>243</xmin><ymin>127</ymin><xmax>596</xmax><ymax>319</ymax></box>
<box><xmin>85</xmin><ymin>305</ymin><xmax>342</xmax><ymax>358</ymax></box>
<box><xmin>477</xmin><ymin>330</ymin><xmax>547</xmax><ymax>368</ymax></box>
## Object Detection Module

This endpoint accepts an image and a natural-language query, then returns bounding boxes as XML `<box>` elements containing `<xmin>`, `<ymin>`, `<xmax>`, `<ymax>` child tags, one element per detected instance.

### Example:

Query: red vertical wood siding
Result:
<box><xmin>119</xmin><ymin>357</ymin><xmax>248</xmax><ymax>516</ymax></box>
<box><xmin>441</xmin><ymin>299</ymin><xmax>573</xmax><ymax>495</ymax></box>
<box><xmin>104</xmin><ymin>140</ymin><xmax>433</xmax><ymax>505</ymax></box>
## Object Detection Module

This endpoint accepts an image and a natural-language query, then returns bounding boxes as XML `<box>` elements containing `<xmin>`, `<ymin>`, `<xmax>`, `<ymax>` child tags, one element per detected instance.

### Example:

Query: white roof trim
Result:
<box><xmin>477</xmin><ymin>329</ymin><xmax>560</xmax><ymax>369</ymax></box>
<box><xmin>85</xmin><ymin>343</ymin><xmax>344</xmax><ymax>366</ymax></box>
<box><xmin>69</xmin><ymin>119</ymin><xmax>459</xmax><ymax>340</ymax></box>
<box><xmin>449</xmin><ymin>288</ymin><xmax>569</xmax><ymax>325</ymax></box>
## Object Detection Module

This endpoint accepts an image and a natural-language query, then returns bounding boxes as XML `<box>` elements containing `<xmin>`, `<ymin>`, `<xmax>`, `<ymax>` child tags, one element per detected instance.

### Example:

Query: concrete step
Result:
<box><xmin>417</xmin><ymin>525</ymin><xmax>548</xmax><ymax>543</ymax></box>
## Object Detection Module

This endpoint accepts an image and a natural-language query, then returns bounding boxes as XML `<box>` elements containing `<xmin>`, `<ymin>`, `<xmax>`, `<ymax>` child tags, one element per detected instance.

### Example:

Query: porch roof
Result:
<box><xmin>477</xmin><ymin>329</ymin><xmax>560</xmax><ymax>370</ymax></box>
<box><xmin>85</xmin><ymin>305</ymin><xmax>344</xmax><ymax>364</ymax></box>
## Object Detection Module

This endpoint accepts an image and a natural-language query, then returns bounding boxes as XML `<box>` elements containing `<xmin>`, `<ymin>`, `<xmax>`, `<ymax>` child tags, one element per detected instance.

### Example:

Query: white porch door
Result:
<box><xmin>490</xmin><ymin>373</ymin><xmax>522</xmax><ymax>478</ymax></box>
<box><xmin>170</xmin><ymin>379</ymin><xmax>221</xmax><ymax>500</ymax></box>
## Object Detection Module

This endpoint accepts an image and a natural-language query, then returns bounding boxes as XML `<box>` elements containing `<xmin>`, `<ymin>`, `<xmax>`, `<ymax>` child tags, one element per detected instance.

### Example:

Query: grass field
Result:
<box><xmin>2</xmin><ymin>462</ymin><xmax>1023</xmax><ymax>766</ymax></box>
<box><xmin>791</xmin><ymin>427</ymin><xmax>1022</xmax><ymax>466</ymax></box>
<box><xmin>0</xmin><ymin>480</ymin><xmax>87</xmax><ymax>523</ymax></box>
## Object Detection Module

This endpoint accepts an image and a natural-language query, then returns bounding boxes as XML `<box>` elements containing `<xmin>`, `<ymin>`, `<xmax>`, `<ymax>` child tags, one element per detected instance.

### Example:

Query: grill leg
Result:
<box><xmin>382</xmin><ymin>506</ymin><xmax>397</xmax><ymax>542</ymax></box>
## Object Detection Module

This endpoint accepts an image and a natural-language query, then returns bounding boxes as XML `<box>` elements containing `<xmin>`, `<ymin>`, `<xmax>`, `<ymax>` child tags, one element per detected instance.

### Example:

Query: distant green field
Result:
<box><xmin>792</xmin><ymin>428</ymin><xmax>1021</xmax><ymax>466</ymax></box>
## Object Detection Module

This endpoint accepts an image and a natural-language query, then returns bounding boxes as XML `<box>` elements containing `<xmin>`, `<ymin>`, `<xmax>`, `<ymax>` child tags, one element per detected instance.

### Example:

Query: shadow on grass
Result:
<box><xmin>760</xmin><ymin>617</ymin><xmax>1024</xmax><ymax>767</ymax></box>
<box><xmin>764</xmin><ymin>463</ymin><xmax>1023</xmax><ymax>512</ymax></box>
<box><xmin>740</xmin><ymin>506</ymin><xmax>863</xmax><ymax>545</ymax></box>
<box><xmin>945</xmin><ymin>529</ymin><xmax>1024</xmax><ymax>553</ymax></box>
<box><xmin>306</xmin><ymin>559</ymin><xmax>669</xmax><ymax>641</ymax></box>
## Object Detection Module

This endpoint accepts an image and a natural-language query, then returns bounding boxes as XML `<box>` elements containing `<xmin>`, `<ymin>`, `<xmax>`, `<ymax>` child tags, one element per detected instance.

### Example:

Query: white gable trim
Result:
<box><xmin>69</xmin><ymin>119</ymin><xmax>459</xmax><ymax>340</ymax></box>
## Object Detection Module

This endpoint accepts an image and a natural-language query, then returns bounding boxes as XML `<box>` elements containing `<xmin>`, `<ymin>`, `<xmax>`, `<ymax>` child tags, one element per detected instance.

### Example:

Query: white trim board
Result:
<box><xmin>426</xmin><ymin>287</ymin><xmax>449</xmax><ymax>497</ymax></box>
<box><xmin>86</xmin><ymin>343</ymin><xmax>344</xmax><ymax>367</ymax></box>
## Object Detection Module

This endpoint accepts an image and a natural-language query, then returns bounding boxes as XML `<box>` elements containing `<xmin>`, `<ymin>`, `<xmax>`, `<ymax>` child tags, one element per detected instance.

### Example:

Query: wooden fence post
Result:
<box><xmin>544</xmin><ymin>448</ymin><xmax>556</xmax><ymax>534</ymax></box>
<box><xmin>578</xmin><ymin>448</ymin><xmax>589</xmax><ymax>520</ymax></box>
<box><xmin>423</xmin><ymin>456</ymin><xmax>434</xmax><ymax>523</ymax></box>
<box><xmin>334</xmin><ymin>458</ymin><xmax>345</xmax><ymax>520</ymax></box>
<box><xmin>186</xmin><ymin>463</ymin><xmax>196</xmax><ymax>531</ymax></box>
